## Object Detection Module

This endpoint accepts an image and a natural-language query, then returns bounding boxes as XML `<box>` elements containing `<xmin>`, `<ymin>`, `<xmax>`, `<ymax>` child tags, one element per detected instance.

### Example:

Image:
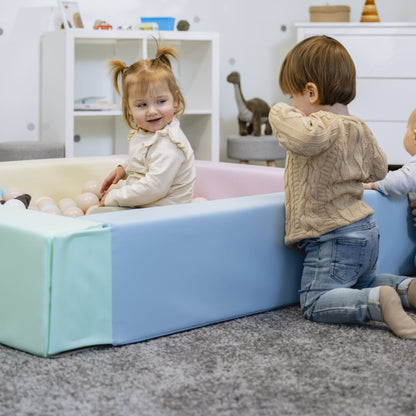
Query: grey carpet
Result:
<box><xmin>1</xmin><ymin>305</ymin><xmax>415</xmax><ymax>416</ymax></box>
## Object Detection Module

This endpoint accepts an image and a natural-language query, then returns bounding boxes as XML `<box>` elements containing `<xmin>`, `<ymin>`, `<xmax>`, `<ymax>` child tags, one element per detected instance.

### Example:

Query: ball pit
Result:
<box><xmin>2</xmin><ymin>181</ymin><xmax>103</xmax><ymax>217</ymax></box>
<box><xmin>0</xmin><ymin>156</ymin><xmax>415</xmax><ymax>358</ymax></box>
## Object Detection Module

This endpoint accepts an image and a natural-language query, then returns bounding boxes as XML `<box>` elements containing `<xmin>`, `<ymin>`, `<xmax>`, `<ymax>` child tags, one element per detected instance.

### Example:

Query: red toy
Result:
<box><xmin>93</xmin><ymin>20</ymin><xmax>113</xmax><ymax>30</ymax></box>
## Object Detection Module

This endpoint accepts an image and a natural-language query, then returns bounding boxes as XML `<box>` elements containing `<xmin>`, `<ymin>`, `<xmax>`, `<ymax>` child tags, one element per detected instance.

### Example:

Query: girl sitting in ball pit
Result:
<box><xmin>90</xmin><ymin>41</ymin><xmax>195</xmax><ymax>214</ymax></box>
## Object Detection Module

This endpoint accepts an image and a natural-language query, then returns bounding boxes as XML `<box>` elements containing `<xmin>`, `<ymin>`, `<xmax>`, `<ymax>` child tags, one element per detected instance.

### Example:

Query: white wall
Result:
<box><xmin>1</xmin><ymin>0</ymin><xmax>415</xmax><ymax>161</ymax></box>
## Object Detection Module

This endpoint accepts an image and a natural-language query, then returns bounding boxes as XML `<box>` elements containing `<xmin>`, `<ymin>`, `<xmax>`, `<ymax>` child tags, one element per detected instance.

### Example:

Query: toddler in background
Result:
<box><xmin>364</xmin><ymin>108</ymin><xmax>416</xmax><ymax>199</ymax></box>
<box><xmin>94</xmin><ymin>41</ymin><xmax>195</xmax><ymax>213</ymax></box>
<box><xmin>269</xmin><ymin>35</ymin><xmax>416</xmax><ymax>339</ymax></box>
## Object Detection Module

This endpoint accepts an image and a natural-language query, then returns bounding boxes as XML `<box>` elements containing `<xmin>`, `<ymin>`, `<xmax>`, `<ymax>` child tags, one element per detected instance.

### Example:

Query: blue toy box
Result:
<box><xmin>140</xmin><ymin>17</ymin><xmax>175</xmax><ymax>31</ymax></box>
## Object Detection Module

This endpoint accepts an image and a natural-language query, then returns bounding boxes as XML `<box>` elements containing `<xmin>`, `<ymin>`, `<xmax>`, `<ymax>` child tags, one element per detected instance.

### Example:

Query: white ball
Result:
<box><xmin>28</xmin><ymin>202</ymin><xmax>39</xmax><ymax>211</ymax></box>
<box><xmin>76</xmin><ymin>192</ymin><xmax>100</xmax><ymax>213</ymax></box>
<box><xmin>44</xmin><ymin>206</ymin><xmax>61</xmax><ymax>215</ymax></box>
<box><xmin>36</xmin><ymin>196</ymin><xmax>55</xmax><ymax>209</ymax></box>
<box><xmin>63</xmin><ymin>206</ymin><xmax>84</xmax><ymax>217</ymax></box>
<box><xmin>82</xmin><ymin>180</ymin><xmax>103</xmax><ymax>198</ymax></box>
<box><xmin>85</xmin><ymin>204</ymin><xmax>100</xmax><ymax>215</ymax></box>
<box><xmin>4</xmin><ymin>199</ymin><xmax>25</xmax><ymax>209</ymax></box>
<box><xmin>58</xmin><ymin>197</ymin><xmax>77</xmax><ymax>211</ymax></box>
<box><xmin>4</xmin><ymin>187</ymin><xmax>23</xmax><ymax>201</ymax></box>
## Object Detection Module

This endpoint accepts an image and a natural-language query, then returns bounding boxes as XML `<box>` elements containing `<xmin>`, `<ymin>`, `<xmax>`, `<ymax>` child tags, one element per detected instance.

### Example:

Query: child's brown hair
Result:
<box><xmin>279</xmin><ymin>35</ymin><xmax>356</xmax><ymax>106</ymax></box>
<box><xmin>108</xmin><ymin>40</ymin><xmax>185</xmax><ymax>130</ymax></box>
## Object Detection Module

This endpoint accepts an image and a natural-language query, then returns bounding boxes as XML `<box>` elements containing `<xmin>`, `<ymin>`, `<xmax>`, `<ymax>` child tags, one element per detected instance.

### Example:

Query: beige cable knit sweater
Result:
<box><xmin>269</xmin><ymin>103</ymin><xmax>388</xmax><ymax>246</ymax></box>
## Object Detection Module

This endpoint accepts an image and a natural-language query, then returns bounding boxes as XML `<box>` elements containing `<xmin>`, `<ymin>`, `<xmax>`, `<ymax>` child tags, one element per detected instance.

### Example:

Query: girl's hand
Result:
<box><xmin>99</xmin><ymin>192</ymin><xmax>107</xmax><ymax>207</ymax></box>
<box><xmin>100</xmin><ymin>165</ymin><xmax>125</xmax><ymax>193</ymax></box>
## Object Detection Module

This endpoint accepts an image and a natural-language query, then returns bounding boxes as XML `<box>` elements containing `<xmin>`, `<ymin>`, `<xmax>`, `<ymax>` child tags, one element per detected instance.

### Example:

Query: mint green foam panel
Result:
<box><xmin>0</xmin><ymin>207</ymin><xmax>112</xmax><ymax>357</ymax></box>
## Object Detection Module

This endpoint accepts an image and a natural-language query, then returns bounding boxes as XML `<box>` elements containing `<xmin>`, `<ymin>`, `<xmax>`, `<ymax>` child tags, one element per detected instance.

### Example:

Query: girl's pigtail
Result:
<box><xmin>108</xmin><ymin>59</ymin><xmax>128</xmax><ymax>97</ymax></box>
<box><xmin>154</xmin><ymin>44</ymin><xmax>177</xmax><ymax>69</ymax></box>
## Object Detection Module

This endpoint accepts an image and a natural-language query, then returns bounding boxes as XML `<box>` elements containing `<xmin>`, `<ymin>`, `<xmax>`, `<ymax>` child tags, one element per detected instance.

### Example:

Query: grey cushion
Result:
<box><xmin>0</xmin><ymin>141</ymin><xmax>65</xmax><ymax>162</ymax></box>
<box><xmin>227</xmin><ymin>135</ymin><xmax>286</xmax><ymax>161</ymax></box>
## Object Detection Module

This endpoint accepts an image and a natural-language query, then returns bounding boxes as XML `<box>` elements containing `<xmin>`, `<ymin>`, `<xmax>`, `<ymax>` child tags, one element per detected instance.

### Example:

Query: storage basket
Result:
<box><xmin>309</xmin><ymin>5</ymin><xmax>350</xmax><ymax>22</ymax></box>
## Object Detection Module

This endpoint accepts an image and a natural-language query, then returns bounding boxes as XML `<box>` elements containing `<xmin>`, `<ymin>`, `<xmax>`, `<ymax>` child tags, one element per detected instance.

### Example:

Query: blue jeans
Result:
<box><xmin>298</xmin><ymin>215</ymin><xmax>410</xmax><ymax>324</ymax></box>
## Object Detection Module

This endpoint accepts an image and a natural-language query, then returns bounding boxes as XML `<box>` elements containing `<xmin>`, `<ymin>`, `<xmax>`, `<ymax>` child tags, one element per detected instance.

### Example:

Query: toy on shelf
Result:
<box><xmin>360</xmin><ymin>0</ymin><xmax>380</xmax><ymax>22</ymax></box>
<box><xmin>177</xmin><ymin>20</ymin><xmax>190</xmax><ymax>31</ymax></box>
<box><xmin>93</xmin><ymin>20</ymin><xmax>113</xmax><ymax>30</ymax></box>
<box><xmin>227</xmin><ymin>71</ymin><xmax>272</xmax><ymax>137</ymax></box>
<box><xmin>74</xmin><ymin>96</ymin><xmax>118</xmax><ymax>111</ymax></box>
<box><xmin>116</xmin><ymin>24</ymin><xmax>133</xmax><ymax>30</ymax></box>
<box><xmin>309</xmin><ymin>5</ymin><xmax>350</xmax><ymax>22</ymax></box>
<box><xmin>140</xmin><ymin>17</ymin><xmax>175</xmax><ymax>31</ymax></box>
<box><xmin>139</xmin><ymin>22</ymin><xmax>158</xmax><ymax>30</ymax></box>
<box><xmin>59</xmin><ymin>0</ymin><xmax>84</xmax><ymax>29</ymax></box>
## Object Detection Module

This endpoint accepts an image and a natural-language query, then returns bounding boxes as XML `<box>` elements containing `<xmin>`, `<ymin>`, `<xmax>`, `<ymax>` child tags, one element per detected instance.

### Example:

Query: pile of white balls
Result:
<box><xmin>1</xmin><ymin>180</ymin><xmax>103</xmax><ymax>217</ymax></box>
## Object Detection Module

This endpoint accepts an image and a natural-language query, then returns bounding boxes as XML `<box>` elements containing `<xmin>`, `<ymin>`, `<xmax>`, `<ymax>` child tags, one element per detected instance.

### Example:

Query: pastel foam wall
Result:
<box><xmin>0</xmin><ymin>156</ymin><xmax>415</xmax><ymax>356</ymax></box>
<box><xmin>0</xmin><ymin>207</ymin><xmax>112</xmax><ymax>356</ymax></box>
<box><xmin>194</xmin><ymin>160</ymin><xmax>285</xmax><ymax>199</ymax></box>
<box><xmin>0</xmin><ymin>156</ymin><xmax>126</xmax><ymax>201</ymax></box>
<box><xmin>363</xmin><ymin>191</ymin><xmax>416</xmax><ymax>275</ymax></box>
<box><xmin>87</xmin><ymin>193</ymin><xmax>302</xmax><ymax>346</ymax></box>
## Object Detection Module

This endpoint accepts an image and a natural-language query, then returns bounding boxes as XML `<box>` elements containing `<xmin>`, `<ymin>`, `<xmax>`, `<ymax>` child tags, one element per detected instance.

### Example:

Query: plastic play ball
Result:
<box><xmin>4</xmin><ymin>198</ymin><xmax>26</xmax><ymax>209</ymax></box>
<box><xmin>85</xmin><ymin>204</ymin><xmax>100</xmax><ymax>215</ymax></box>
<box><xmin>63</xmin><ymin>206</ymin><xmax>84</xmax><ymax>217</ymax></box>
<box><xmin>82</xmin><ymin>180</ymin><xmax>103</xmax><ymax>198</ymax></box>
<box><xmin>36</xmin><ymin>196</ymin><xmax>61</xmax><ymax>215</ymax></box>
<box><xmin>44</xmin><ymin>206</ymin><xmax>61</xmax><ymax>215</ymax></box>
<box><xmin>36</xmin><ymin>196</ymin><xmax>55</xmax><ymax>209</ymax></box>
<box><xmin>76</xmin><ymin>192</ymin><xmax>100</xmax><ymax>213</ymax></box>
<box><xmin>58</xmin><ymin>197</ymin><xmax>77</xmax><ymax>211</ymax></box>
<box><xmin>4</xmin><ymin>187</ymin><xmax>23</xmax><ymax>201</ymax></box>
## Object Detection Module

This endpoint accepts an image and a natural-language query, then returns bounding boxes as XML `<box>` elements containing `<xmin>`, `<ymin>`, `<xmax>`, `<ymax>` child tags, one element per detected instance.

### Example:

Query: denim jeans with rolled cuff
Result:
<box><xmin>298</xmin><ymin>215</ymin><xmax>412</xmax><ymax>324</ymax></box>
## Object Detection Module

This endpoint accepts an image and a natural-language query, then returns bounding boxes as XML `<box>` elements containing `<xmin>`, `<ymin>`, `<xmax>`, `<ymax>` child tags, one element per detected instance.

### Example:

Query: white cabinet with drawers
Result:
<box><xmin>296</xmin><ymin>23</ymin><xmax>416</xmax><ymax>165</ymax></box>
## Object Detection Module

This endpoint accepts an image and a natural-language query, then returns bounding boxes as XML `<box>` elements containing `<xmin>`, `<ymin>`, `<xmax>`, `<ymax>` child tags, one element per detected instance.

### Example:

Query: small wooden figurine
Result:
<box><xmin>360</xmin><ymin>0</ymin><xmax>380</xmax><ymax>22</ymax></box>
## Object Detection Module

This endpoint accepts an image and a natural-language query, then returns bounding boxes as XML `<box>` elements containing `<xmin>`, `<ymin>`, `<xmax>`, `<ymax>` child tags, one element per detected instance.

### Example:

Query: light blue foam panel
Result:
<box><xmin>0</xmin><ymin>208</ymin><xmax>112</xmax><ymax>356</ymax></box>
<box><xmin>363</xmin><ymin>190</ymin><xmax>416</xmax><ymax>275</ymax></box>
<box><xmin>89</xmin><ymin>193</ymin><xmax>303</xmax><ymax>346</ymax></box>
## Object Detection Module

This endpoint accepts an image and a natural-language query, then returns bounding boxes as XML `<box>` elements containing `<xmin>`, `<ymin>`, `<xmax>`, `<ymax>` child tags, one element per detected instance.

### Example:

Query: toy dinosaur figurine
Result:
<box><xmin>227</xmin><ymin>71</ymin><xmax>272</xmax><ymax>136</ymax></box>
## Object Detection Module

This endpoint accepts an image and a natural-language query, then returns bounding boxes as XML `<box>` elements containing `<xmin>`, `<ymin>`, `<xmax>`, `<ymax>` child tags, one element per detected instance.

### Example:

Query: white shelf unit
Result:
<box><xmin>40</xmin><ymin>29</ymin><xmax>220</xmax><ymax>161</ymax></box>
<box><xmin>296</xmin><ymin>23</ymin><xmax>416</xmax><ymax>165</ymax></box>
